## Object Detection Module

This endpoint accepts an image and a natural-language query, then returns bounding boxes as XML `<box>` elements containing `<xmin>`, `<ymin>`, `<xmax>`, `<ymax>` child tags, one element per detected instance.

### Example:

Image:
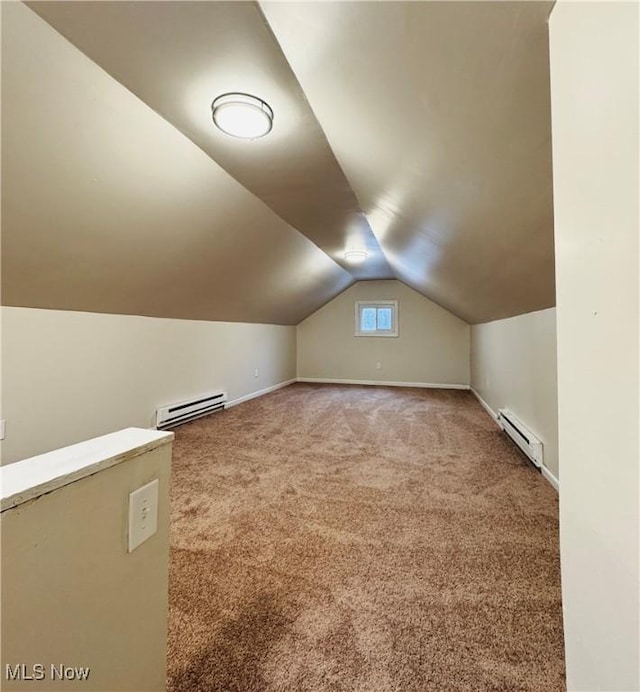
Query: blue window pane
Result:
<box><xmin>377</xmin><ymin>308</ymin><xmax>392</xmax><ymax>330</ymax></box>
<box><xmin>361</xmin><ymin>307</ymin><xmax>377</xmax><ymax>331</ymax></box>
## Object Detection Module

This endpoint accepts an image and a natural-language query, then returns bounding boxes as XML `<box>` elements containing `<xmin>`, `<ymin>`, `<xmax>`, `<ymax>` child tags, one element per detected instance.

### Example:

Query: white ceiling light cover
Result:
<box><xmin>345</xmin><ymin>249</ymin><xmax>368</xmax><ymax>264</ymax></box>
<box><xmin>211</xmin><ymin>92</ymin><xmax>273</xmax><ymax>139</ymax></box>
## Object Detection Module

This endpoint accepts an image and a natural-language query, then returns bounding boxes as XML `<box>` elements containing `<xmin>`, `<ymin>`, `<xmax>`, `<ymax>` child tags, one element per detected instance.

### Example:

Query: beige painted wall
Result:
<box><xmin>1</xmin><ymin>440</ymin><xmax>172</xmax><ymax>691</ymax></box>
<box><xmin>470</xmin><ymin>308</ymin><xmax>559</xmax><ymax>480</ymax></box>
<box><xmin>550</xmin><ymin>2</ymin><xmax>639</xmax><ymax>689</ymax></box>
<box><xmin>0</xmin><ymin>307</ymin><xmax>296</xmax><ymax>464</ymax></box>
<box><xmin>297</xmin><ymin>280</ymin><xmax>470</xmax><ymax>386</ymax></box>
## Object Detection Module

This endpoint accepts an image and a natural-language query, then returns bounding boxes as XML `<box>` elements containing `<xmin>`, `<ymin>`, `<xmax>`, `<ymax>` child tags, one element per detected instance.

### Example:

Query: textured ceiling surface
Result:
<box><xmin>262</xmin><ymin>1</ymin><xmax>556</xmax><ymax>323</ymax></box>
<box><xmin>1</xmin><ymin>2</ymin><xmax>352</xmax><ymax>325</ymax></box>
<box><xmin>3</xmin><ymin>1</ymin><xmax>555</xmax><ymax>324</ymax></box>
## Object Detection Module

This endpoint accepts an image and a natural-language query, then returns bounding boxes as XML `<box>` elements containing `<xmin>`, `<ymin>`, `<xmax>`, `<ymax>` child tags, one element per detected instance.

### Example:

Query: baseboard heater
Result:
<box><xmin>497</xmin><ymin>409</ymin><xmax>543</xmax><ymax>469</ymax></box>
<box><xmin>156</xmin><ymin>391</ymin><xmax>227</xmax><ymax>429</ymax></box>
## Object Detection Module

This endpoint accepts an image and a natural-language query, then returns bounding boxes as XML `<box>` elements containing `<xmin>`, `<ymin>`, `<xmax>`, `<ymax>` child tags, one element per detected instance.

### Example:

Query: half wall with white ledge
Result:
<box><xmin>1</xmin><ymin>427</ymin><xmax>173</xmax><ymax>691</ymax></box>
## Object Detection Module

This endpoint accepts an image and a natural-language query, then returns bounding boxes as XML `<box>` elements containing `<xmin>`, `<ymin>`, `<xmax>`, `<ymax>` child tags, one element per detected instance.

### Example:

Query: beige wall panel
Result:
<box><xmin>1</xmin><ymin>2</ymin><xmax>350</xmax><ymax>325</ymax></box>
<box><xmin>297</xmin><ymin>280</ymin><xmax>470</xmax><ymax>386</ymax></box>
<box><xmin>0</xmin><ymin>307</ymin><xmax>296</xmax><ymax>464</ymax></box>
<box><xmin>1</xmin><ymin>443</ymin><xmax>172</xmax><ymax>691</ymax></box>
<box><xmin>470</xmin><ymin>308</ymin><xmax>559</xmax><ymax>480</ymax></box>
<box><xmin>550</xmin><ymin>1</ymin><xmax>639</xmax><ymax>689</ymax></box>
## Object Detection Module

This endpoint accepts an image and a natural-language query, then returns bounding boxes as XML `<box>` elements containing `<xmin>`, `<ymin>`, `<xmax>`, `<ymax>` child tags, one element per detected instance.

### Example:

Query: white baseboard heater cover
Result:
<box><xmin>497</xmin><ymin>409</ymin><xmax>543</xmax><ymax>469</ymax></box>
<box><xmin>156</xmin><ymin>391</ymin><xmax>227</xmax><ymax>429</ymax></box>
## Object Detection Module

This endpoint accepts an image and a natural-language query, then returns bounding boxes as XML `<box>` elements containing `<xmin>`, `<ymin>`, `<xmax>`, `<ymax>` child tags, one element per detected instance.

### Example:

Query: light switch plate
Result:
<box><xmin>128</xmin><ymin>479</ymin><xmax>159</xmax><ymax>552</ymax></box>
<box><xmin>0</xmin><ymin>420</ymin><xmax>5</xmax><ymax>440</ymax></box>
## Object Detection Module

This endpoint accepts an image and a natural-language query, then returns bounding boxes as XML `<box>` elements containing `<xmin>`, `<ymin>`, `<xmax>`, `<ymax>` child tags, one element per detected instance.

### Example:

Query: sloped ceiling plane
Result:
<box><xmin>2</xmin><ymin>1</ymin><xmax>555</xmax><ymax>325</ymax></box>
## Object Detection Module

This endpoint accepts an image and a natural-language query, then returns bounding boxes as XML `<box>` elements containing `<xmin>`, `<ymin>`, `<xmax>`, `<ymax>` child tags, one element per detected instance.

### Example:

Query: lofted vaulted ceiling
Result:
<box><xmin>2</xmin><ymin>1</ymin><xmax>555</xmax><ymax>325</ymax></box>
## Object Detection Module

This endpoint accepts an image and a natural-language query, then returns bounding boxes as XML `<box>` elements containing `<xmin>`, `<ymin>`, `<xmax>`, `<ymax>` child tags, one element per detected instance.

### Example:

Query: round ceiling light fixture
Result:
<box><xmin>211</xmin><ymin>92</ymin><xmax>274</xmax><ymax>140</ymax></box>
<box><xmin>344</xmin><ymin>249</ymin><xmax>368</xmax><ymax>265</ymax></box>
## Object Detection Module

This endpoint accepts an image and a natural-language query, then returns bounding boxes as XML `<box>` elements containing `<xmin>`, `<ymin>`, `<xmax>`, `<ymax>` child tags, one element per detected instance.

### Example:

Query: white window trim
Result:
<box><xmin>354</xmin><ymin>300</ymin><xmax>399</xmax><ymax>337</ymax></box>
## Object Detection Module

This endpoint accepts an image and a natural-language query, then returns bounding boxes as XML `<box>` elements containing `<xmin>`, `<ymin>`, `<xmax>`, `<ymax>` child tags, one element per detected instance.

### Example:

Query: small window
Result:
<box><xmin>355</xmin><ymin>300</ymin><xmax>398</xmax><ymax>337</ymax></box>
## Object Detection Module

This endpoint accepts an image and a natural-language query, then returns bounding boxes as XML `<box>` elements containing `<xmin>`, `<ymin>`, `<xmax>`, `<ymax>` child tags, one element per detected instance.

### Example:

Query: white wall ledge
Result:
<box><xmin>1</xmin><ymin>427</ymin><xmax>173</xmax><ymax>512</ymax></box>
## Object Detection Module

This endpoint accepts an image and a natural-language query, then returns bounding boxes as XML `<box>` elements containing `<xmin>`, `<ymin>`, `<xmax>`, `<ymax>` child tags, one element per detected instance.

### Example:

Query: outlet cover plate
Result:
<box><xmin>128</xmin><ymin>479</ymin><xmax>159</xmax><ymax>552</ymax></box>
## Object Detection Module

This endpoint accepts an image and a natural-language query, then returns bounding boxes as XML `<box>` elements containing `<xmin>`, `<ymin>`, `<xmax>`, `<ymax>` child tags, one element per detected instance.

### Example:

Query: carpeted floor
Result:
<box><xmin>166</xmin><ymin>383</ymin><xmax>565</xmax><ymax>692</ymax></box>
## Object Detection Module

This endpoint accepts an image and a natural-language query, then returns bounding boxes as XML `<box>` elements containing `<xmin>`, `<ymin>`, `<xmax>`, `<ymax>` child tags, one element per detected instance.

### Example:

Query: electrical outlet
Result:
<box><xmin>254</xmin><ymin>368</ymin><xmax>259</xmax><ymax>378</ymax></box>
<box><xmin>128</xmin><ymin>479</ymin><xmax>159</xmax><ymax>552</ymax></box>
<box><xmin>376</xmin><ymin>361</ymin><xmax>382</xmax><ymax>370</ymax></box>
<box><xmin>0</xmin><ymin>420</ymin><xmax>5</xmax><ymax>440</ymax></box>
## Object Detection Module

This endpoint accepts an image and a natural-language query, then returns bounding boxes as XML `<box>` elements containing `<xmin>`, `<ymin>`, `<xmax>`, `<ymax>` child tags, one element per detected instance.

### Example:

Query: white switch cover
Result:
<box><xmin>128</xmin><ymin>479</ymin><xmax>159</xmax><ymax>552</ymax></box>
<box><xmin>0</xmin><ymin>420</ymin><xmax>5</xmax><ymax>440</ymax></box>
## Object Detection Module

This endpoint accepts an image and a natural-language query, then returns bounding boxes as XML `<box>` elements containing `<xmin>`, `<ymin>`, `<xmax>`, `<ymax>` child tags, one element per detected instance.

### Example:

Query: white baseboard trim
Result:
<box><xmin>541</xmin><ymin>465</ymin><xmax>559</xmax><ymax>492</ymax></box>
<box><xmin>470</xmin><ymin>387</ymin><xmax>500</xmax><ymax>426</ymax></box>
<box><xmin>226</xmin><ymin>378</ymin><xmax>297</xmax><ymax>409</ymax></box>
<box><xmin>296</xmin><ymin>377</ymin><xmax>469</xmax><ymax>390</ymax></box>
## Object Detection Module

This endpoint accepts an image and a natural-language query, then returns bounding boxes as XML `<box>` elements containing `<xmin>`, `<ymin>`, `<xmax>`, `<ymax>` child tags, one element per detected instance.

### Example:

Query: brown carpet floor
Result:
<box><xmin>166</xmin><ymin>383</ymin><xmax>565</xmax><ymax>692</ymax></box>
